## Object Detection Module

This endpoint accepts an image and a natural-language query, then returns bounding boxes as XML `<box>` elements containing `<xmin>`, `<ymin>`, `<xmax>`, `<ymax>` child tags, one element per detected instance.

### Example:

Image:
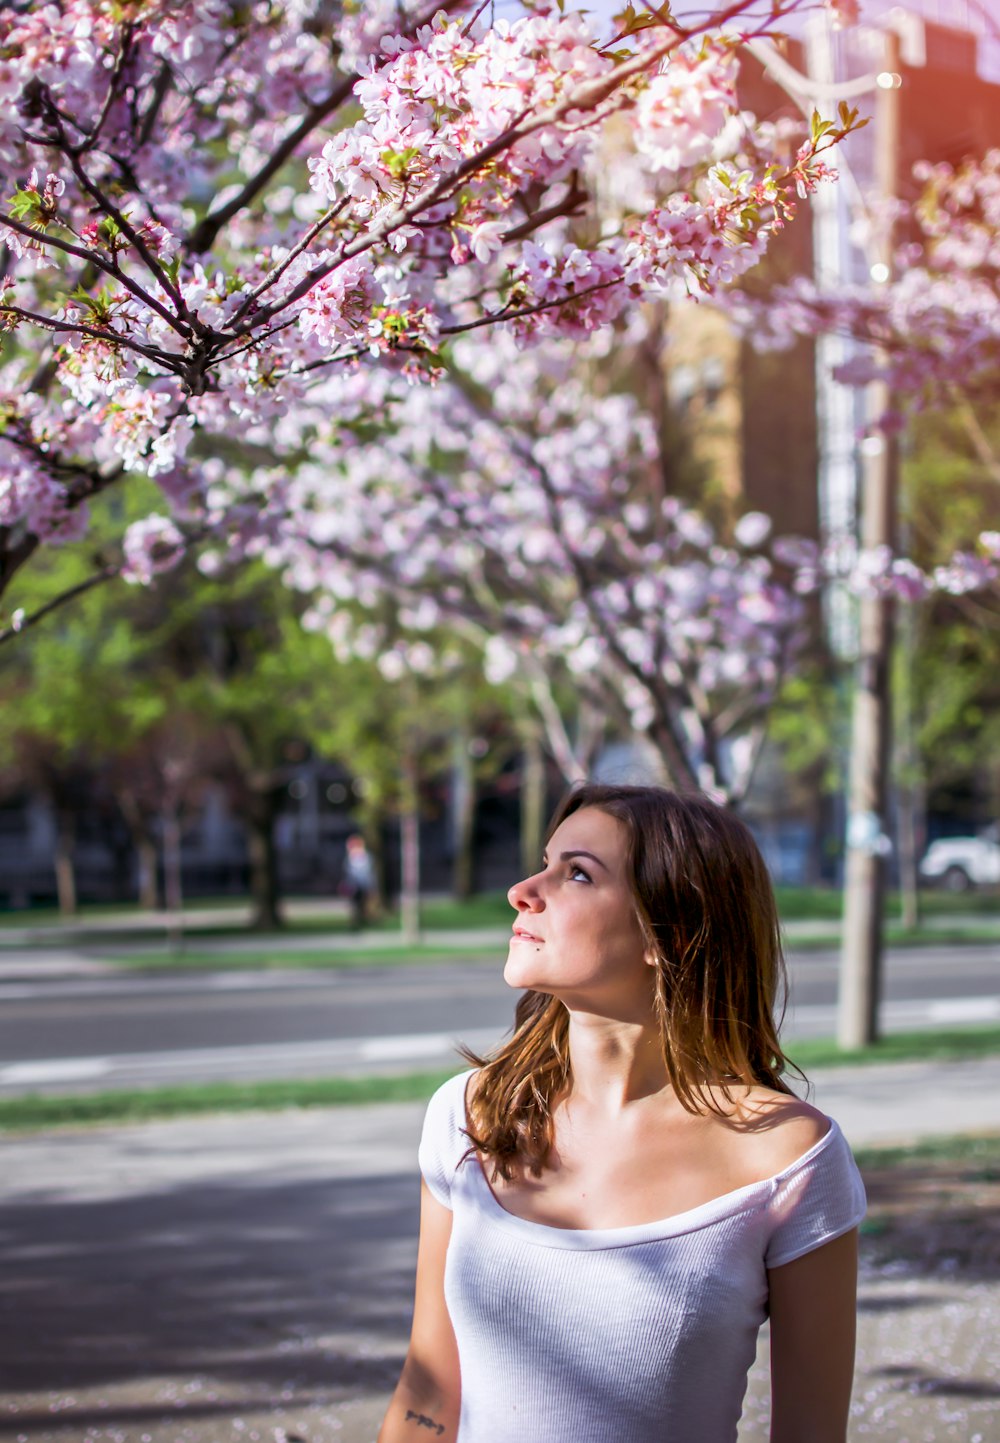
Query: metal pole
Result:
<box><xmin>837</xmin><ymin>30</ymin><xmax>901</xmax><ymax>1050</ymax></box>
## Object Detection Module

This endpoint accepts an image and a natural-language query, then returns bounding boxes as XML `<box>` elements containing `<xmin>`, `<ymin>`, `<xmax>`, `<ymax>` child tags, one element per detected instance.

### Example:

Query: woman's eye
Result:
<box><xmin>569</xmin><ymin>864</ymin><xmax>591</xmax><ymax>883</ymax></box>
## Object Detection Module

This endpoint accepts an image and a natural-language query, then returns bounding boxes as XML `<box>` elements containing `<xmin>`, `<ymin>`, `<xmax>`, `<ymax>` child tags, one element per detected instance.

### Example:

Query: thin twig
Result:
<box><xmin>0</xmin><ymin>563</ymin><xmax>120</xmax><ymax>646</ymax></box>
<box><xmin>0</xmin><ymin>302</ymin><xmax>181</xmax><ymax>368</ymax></box>
<box><xmin>227</xmin><ymin>199</ymin><xmax>350</xmax><ymax>328</ymax></box>
<box><xmin>78</xmin><ymin>24</ymin><xmax>135</xmax><ymax>154</ymax></box>
<box><xmin>440</xmin><ymin>278</ymin><xmax>620</xmax><ymax>336</ymax></box>
<box><xmin>57</xmin><ymin>134</ymin><xmax>191</xmax><ymax>323</ymax></box>
<box><xmin>1</xmin><ymin>213</ymin><xmax>188</xmax><ymax>339</ymax></box>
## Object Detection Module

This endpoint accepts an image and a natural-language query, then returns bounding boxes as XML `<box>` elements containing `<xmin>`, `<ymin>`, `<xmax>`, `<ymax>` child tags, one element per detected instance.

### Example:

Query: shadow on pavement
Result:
<box><xmin>875</xmin><ymin>1365</ymin><xmax>1000</xmax><ymax>1400</ymax></box>
<box><xmin>860</xmin><ymin>1158</ymin><xmax>1000</xmax><ymax>1282</ymax></box>
<box><xmin>0</xmin><ymin>1169</ymin><xmax>418</xmax><ymax>1396</ymax></box>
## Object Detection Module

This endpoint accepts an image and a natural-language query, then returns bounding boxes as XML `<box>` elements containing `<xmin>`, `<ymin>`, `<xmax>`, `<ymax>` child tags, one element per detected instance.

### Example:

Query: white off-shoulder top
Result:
<box><xmin>418</xmin><ymin>1068</ymin><xmax>866</xmax><ymax>1443</ymax></box>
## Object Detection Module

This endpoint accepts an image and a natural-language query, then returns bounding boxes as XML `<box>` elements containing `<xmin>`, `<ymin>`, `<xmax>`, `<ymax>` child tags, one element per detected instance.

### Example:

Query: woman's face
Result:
<box><xmin>504</xmin><ymin>806</ymin><xmax>653</xmax><ymax>1013</ymax></box>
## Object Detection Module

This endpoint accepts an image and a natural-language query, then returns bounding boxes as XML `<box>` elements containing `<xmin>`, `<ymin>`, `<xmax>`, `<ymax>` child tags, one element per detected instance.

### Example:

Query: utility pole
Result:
<box><xmin>837</xmin><ymin>29</ymin><xmax>902</xmax><ymax>1050</ymax></box>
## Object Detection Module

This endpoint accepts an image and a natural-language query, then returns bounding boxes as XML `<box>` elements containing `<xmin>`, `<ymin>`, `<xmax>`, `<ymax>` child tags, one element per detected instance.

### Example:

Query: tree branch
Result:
<box><xmin>0</xmin><ymin>562</ymin><xmax>120</xmax><ymax>646</ymax></box>
<box><xmin>0</xmin><ymin>301</ymin><xmax>181</xmax><ymax>369</ymax></box>
<box><xmin>1</xmin><ymin>212</ymin><xmax>190</xmax><ymax>340</ymax></box>
<box><xmin>949</xmin><ymin>384</ymin><xmax>1000</xmax><ymax>485</ymax></box>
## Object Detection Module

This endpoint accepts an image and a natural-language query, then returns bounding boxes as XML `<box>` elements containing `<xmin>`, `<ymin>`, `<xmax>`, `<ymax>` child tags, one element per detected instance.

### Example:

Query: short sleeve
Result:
<box><xmin>417</xmin><ymin>1069</ymin><xmax>475</xmax><ymax>1209</ymax></box>
<box><xmin>764</xmin><ymin>1121</ymin><xmax>867</xmax><ymax>1269</ymax></box>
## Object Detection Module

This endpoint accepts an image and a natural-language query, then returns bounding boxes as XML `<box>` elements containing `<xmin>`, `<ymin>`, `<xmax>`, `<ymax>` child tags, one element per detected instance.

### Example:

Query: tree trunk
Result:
<box><xmin>162</xmin><ymin>800</ymin><xmax>184</xmax><ymax>955</ymax></box>
<box><xmin>117</xmin><ymin>792</ymin><xmax>161</xmax><ymax>909</ymax></box>
<box><xmin>896</xmin><ymin>778</ymin><xmax>922</xmax><ymax>932</ymax></box>
<box><xmin>400</xmin><ymin>749</ymin><xmax>422</xmax><ymax>946</ymax></box>
<box><xmin>450</xmin><ymin>728</ymin><xmax>477</xmax><ymax>900</ymax></box>
<box><xmin>363</xmin><ymin>806</ymin><xmax>387</xmax><ymax>917</ymax></box>
<box><xmin>54</xmin><ymin>807</ymin><xmax>77</xmax><ymax>918</ymax></box>
<box><xmin>246</xmin><ymin>789</ymin><xmax>282</xmax><ymax>930</ymax></box>
<box><xmin>137</xmin><ymin>835</ymin><xmax>160</xmax><ymax>911</ymax></box>
<box><xmin>520</xmin><ymin>728</ymin><xmax>546</xmax><ymax>879</ymax></box>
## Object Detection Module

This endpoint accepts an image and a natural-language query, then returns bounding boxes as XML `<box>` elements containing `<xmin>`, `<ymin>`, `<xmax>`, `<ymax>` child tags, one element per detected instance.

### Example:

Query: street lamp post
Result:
<box><xmin>750</xmin><ymin>20</ymin><xmax>903</xmax><ymax>1048</ymax></box>
<box><xmin>838</xmin><ymin>31</ymin><xmax>902</xmax><ymax>1048</ymax></box>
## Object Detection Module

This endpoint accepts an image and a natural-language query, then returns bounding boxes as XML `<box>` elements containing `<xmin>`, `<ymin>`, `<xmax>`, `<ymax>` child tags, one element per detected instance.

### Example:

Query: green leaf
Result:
<box><xmin>7</xmin><ymin>189</ymin><xmax>37</xmax><ymax>221</ymax></box>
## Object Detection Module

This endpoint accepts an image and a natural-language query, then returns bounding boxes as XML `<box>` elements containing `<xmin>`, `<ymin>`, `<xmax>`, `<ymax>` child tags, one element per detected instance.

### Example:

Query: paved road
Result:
<box><xmin>0</xmin><ymin>944</ymin><xmax>998</xmax><ymax>1094</ymax></box>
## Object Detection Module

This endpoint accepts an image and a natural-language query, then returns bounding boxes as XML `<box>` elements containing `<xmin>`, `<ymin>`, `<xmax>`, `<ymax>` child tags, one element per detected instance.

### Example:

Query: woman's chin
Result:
<box><xmin>503</xmin><ymin>947</ymin><xmax>543</xmax><ymax>990</ymax></box>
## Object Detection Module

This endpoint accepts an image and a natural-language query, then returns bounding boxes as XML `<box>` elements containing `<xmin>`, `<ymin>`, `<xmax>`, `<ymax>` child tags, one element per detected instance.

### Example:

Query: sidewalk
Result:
<box><xmin>1</xmin><ymin>1057</ymin><xmax>998</xmax><ymax>1443</ymax></box>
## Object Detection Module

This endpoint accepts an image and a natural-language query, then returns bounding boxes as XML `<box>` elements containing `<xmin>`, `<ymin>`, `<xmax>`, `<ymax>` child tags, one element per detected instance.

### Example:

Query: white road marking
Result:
<box><xmin>777</xmin><ymin>995</ymin><xmax>1000</xmax><ymax>1036</ymax></box>
<box><xmin>1</xmin><ymin>1058</ymin><xmax>113</xmax><ymax>1084</ymax></box>
<box><xmin>0</xmin><ymin>1027</ymin><xmax>502</xmax><ymax>1090</ymax></box>
<box><xmin>360</xmin><ymin>1033</ymin><xmax>454</xmax><ymax>1060</ymax></box>
<box><xmin>928</xmin><ymin>996</ymin><xmax>1000</xmax><ymax>1023</ymax></box>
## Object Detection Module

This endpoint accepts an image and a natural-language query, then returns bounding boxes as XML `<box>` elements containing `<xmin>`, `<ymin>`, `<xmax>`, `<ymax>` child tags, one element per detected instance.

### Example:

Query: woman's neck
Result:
<box><xmin>565</xmin><ymin>1012</ymin><xmax>671</xmax><ymax>1114</ymax></box>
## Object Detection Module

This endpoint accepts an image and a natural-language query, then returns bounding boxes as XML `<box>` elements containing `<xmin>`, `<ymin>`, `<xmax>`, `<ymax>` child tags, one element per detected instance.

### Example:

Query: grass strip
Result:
<box><xmin>0</xmin><ymin>1068</ymin><xmax>462</xmax><ymax>1133</ymax></box>
<box><xmin>854</xmin><ymin>1130</ymin><xmax>1000</xmax><ymax>1172</ymax></box>
<box><xmin>788</xmin><ymin>924</ymin><xmax>1000</xmax><ymax>951</ymax></box>
<box><xmin>788</xmin><ymin>1024</ymin><xmax>1000</xmax><ymax>1071</ymax></box>
<box><xmin>3</xmin><ymin>1025</ymin><xmax>1000</xmax><ymax>1134</ymax></box>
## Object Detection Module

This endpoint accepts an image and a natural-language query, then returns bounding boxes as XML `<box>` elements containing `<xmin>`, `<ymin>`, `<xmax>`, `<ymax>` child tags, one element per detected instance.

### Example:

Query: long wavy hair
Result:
<box><xmin>462</xmin><ymin>783</ymin><xmax>798</xmax><ymax>1180</ymax></box>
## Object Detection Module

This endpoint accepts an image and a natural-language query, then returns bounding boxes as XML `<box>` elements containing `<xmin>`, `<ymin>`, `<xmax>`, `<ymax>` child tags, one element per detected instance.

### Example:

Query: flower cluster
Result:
<box><xmin>121</xmin><ymin>515</ymin><xmax>187</xmax><ymax>585</ymax></box>
<box><xmin>633</xmin><ymin>42</ymin><xmax>739</xmax><ymax>174</ymax></box>
<box><xmin>732</xmin><ymin>149</ymin><xmax>1000</xmax><ymax>412</ymax></box>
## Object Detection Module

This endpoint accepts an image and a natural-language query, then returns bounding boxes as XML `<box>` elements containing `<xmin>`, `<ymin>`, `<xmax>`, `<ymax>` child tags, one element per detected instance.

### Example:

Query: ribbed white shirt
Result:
<box><xmin>418</xmin><ymin>1069</ymin><xmax>866</xmax><ymax>1443</ymax></box>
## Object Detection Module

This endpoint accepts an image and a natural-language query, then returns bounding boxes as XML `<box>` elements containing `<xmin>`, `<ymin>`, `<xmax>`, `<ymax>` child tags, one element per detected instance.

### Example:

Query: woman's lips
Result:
<box><xmin>511</xmin><ymin>927</ymin><xmax>543</xmax><ymax>943</ymax></box>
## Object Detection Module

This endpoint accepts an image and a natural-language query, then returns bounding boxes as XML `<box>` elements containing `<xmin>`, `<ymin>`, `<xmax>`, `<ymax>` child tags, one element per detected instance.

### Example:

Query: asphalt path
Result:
<box><xmin>0</xmin><ymin>944</ymin><xmax>998</xmax><ymax>1094</ymax></box>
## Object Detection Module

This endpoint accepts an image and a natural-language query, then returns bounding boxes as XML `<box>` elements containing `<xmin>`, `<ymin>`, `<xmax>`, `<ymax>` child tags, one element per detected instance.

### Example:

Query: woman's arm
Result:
<box><xmin>767</xmin><ymin>1227</ymin><xmax>860</xmax><ymax>1443</ymax></box>
<box><xmin>378</xmin><ymin>1180</ymin><xmax>461</xmax><ymax>1442</ymax></box>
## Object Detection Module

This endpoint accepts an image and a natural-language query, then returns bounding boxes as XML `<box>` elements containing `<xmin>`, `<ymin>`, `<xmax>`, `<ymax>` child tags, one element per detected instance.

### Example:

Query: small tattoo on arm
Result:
<box><xmin>405</xmin><ymin>1408</ymin><xmax>445</xmax><ymax>1436</ymax></box>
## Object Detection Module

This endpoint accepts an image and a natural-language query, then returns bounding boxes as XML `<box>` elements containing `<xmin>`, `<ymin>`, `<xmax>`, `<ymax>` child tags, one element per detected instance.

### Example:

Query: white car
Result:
<box><xmin>919</xmin><ymin>826</ymin><xmax>1000</xmax><ymax>892</ymax></box>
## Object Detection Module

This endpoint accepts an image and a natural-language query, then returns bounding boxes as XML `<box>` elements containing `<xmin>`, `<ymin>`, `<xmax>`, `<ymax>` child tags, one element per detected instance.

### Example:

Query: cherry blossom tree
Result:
<box><xmin>0</xmin><ymin>0</ymin><xmax>861</xmax><ymax>634</ymax></box>
<box><xmin>216</xmin><ymin>324</ymin><xmax>815</xmax><ymax>803</ymax></box>
<box><xmin>731</xmin><ymin>147</ymin><xmax>1000</xmax><ymax>492</ymax></box>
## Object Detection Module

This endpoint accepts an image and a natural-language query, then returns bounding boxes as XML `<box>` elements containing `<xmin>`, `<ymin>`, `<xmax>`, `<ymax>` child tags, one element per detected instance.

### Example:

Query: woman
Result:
<box><xmin>378</xmin><ymin>784</ymin><xmax>866</xmax><ymax>1443</ymax></box>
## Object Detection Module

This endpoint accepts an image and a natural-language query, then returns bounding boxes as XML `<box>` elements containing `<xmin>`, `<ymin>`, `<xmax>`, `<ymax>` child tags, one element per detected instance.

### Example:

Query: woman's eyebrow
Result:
<box><xmin>559</xmin><ymin>848</ymin><xmax>609</xmax><ymax>872</ymax></box>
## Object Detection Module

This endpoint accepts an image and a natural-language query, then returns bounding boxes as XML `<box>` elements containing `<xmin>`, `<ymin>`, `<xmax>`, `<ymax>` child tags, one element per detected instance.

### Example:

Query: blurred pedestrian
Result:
<box><xmin>379</xmin><ymin>783</ymin><xmax>866</xmax><ymax>1443</ymax></box>
<box><xmin>340</xmin><ymin>832</ymin><xmax>375</xmax><ymax>930</ymax></box>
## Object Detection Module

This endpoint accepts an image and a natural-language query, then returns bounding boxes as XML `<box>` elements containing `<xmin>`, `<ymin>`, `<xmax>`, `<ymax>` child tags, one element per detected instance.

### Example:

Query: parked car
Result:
<box><xmin>919</xmin><ymin>825</ymin><xmax>1000</xmax><ymax>892</ymax></box>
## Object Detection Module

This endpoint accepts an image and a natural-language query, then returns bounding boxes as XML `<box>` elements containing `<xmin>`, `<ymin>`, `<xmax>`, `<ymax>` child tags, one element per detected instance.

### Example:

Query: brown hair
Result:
<box><xmin>463</xmin><ymin>783</ymin><xmax>797</xmax><ymax>1180</ymax></box>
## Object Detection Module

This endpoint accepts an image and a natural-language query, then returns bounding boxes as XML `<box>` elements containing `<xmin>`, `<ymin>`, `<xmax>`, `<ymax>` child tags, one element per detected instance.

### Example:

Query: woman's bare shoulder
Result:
<box><xmin>715</xmin><ymin>1086</ymin><xmax>833</xmax><ymax>1180</ymax></box>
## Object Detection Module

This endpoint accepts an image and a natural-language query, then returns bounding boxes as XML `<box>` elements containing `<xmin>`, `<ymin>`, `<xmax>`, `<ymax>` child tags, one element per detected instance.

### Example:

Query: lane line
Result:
<box><xmin>0</xmin><ymin>1027</ymin><xmax>503</xmax><ymax>1089</ymax></box>
<box><xmin>1</xmin><ymin>1058</ymin><xmax>113</xmax><ymax>1085</ymax></box>
<box><xmin>4</xmin><ymin>997</ymin><xmax>1000</xmax><ymax>1092</ymax></box>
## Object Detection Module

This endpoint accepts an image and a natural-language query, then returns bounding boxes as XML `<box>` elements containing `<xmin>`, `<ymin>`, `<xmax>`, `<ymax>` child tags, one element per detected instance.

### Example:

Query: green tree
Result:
<box><xmin>903</xmin><ymin>409</ymin><xmax>1000</xmax><ymax>826</ymax></box>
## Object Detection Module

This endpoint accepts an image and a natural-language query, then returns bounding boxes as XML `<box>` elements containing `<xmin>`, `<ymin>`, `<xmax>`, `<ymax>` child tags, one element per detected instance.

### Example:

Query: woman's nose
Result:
<box><xmin>507</xmin><ymin>875</ymin><xmax>543</xmax><ymax>912</ymax></box>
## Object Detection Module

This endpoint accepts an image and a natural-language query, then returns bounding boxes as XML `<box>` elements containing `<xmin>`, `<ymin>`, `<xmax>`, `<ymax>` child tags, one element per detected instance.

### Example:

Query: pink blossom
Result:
<box><xmin>120</xmin><ymin>515</ymin><xmax>187</xmax><ymax>584</ymax></box>
<box><xmin>633</xmin><ymin>43</ymin><xmax>738</xmax><ymax>175</ymax></box>
<box><xmin>298</xmin><ymin>258</ymin><xmax>377</xmax><ymax>348</ymax></box>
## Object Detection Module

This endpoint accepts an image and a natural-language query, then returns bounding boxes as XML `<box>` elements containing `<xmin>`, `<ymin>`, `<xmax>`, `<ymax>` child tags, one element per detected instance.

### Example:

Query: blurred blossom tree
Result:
<box><xmin>268</xmin><ymin>325</ymin><xmax>822</xmax><ymax>803</ymax></box>
<box><xmin>0</xmin><ymin>0</ymin><xmax>863</xmax><ymax>625</ymax></box>
<box><xmin>729</xmin><ymin>146</ymin><xmax>1000</xmax><ymax>537</ymax></box>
